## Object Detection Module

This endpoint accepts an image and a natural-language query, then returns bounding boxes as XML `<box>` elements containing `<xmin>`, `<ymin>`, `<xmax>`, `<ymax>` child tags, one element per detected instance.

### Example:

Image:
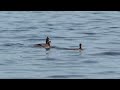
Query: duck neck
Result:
<box><xmin>46</xmin><ymin>37</ymin><xmax>49</xmax><ymax>44</ymax></box>
<box><xmin>46</xmin><ymin>40</ymin><xmax>48</xmax><ymax>44</ymax></box>
<box><xmin>79</xmin><ymin>44</ymin><xmax>82</xmax><ymax>49</ymax></box>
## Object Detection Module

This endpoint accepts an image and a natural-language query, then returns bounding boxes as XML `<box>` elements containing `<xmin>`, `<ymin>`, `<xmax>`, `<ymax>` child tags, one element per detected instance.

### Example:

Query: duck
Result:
<box><xmin>34</xmin><ymin>37</ymin><xmax>51</xmax><ymax>48</ymax></box>
<box><xmin>66</xmin><ymin>43</ymin><xmax>84</xmax><ymax>50</ymax></box>
<box><xmin>39</xmin><ymin>41</ymin><xmax>51</xmax><ymax>48</ymax></box>
<box><xmin>34</xmin><ymin>41</ymin><xmax>51</xmax><ymax>48</ymax></box>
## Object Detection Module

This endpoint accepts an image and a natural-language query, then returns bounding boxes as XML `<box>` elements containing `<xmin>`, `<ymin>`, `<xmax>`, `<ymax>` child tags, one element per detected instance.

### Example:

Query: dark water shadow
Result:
<box><xmin>92</xmin><ymin>51</ymin><xmax>120</xmax><ymax>56</ymax></box>
<box><xmin>83</xmin><ymin>32</ymin><xmax>97</xmax><ymax>35</ymax></box>
<box><xmin>47</xmin><ymin>74</ymin><xmax>85</xmax><ymax>79</ymax></box>
<box><xmin>82</xmin><ymin>60</ymin><xmax>98</xmax><ymax>64</ymax></box>
<box><xmin>108</xmin><ymin>26</ymin><xmax>120</xmax><ymax>29</ymax></box>
<box><xmin>97</xmin><ymin>71</ymin><xmax>117</xmax><ymax>75</ymax></box>
<box><xmin>2</xmin><ymin>43</ymin><xmax>24</xmax><ymax>47</ymax></box>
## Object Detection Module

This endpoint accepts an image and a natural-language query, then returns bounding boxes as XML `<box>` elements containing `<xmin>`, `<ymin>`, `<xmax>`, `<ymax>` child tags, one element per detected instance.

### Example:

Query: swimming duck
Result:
<box><xmin>66</xmin><ymin>43</ymin><xmax>84</xmax><ymax>50</ymax></box>
<box><xmin>34</xmin><ymin>37</ymin><xmax>50</xmax><ymax>47</ymax></box>
<box><xmin>34</xmin><ymin>41</ymin><xmax>51</xmax><ymax>48</ymax></box>
<box><xmin>41</xmin><ymin>41</ymin><xmax>51</xmax><ymax>48</ymax></box>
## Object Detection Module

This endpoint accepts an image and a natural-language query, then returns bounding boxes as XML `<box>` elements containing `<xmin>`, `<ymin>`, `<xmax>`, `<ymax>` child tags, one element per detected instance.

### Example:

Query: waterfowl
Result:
<box><xmin>66</xmin><ymin>43</ymin><xmax>84</xmax><ymax>50</ymax></box>
<box><xmin>40</xmin><ymin>41</ymin><xmax>51</xmax><ymax>48</ymax></box>
<box><xmin>34</xmin><ymin>41</ymin><xmax>51</xmax><ymax>48</ymax></box>
<box><xmin>34</xmin><ymin>37</ymin><xmax>50</xmax><ymax>47</ymax></box>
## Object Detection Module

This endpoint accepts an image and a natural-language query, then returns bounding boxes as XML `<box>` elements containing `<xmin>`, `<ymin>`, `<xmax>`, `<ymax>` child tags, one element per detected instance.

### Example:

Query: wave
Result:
<box><xmin>93</xmin><ymin>51</ymin><xmax>120</xmax><ymax>56</ymax></box>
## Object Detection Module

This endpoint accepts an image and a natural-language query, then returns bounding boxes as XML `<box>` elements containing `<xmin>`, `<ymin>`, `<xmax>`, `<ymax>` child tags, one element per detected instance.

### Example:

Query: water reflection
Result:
<box><xmin>45</xmin><ymin>48</ymin><xmax>50</xmax><ymax>57</ymax></box>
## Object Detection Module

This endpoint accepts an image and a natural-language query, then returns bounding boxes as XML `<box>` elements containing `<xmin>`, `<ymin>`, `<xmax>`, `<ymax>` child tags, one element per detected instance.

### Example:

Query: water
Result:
<box><xmin>0</xmin><ymin>11</ymin><xmax>120</xmax><ymax>79</ymax></box>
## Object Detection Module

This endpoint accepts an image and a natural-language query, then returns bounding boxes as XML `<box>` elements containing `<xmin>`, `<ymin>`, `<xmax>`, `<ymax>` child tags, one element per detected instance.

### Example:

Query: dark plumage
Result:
<box><xmin>34</xmin><ymin>37</ymin><xmax>51</xmax><ymax>48</ymax></box>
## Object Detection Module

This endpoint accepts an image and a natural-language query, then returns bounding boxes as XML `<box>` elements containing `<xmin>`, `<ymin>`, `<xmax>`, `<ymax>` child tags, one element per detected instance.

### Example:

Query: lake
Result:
<box><xmin>0</xmin><ymin>11</ymin><xmax>120</xmax><ymax>79</ymax></box>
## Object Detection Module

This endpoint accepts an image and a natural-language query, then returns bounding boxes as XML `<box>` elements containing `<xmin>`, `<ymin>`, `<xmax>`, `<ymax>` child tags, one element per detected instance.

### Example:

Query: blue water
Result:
<box><xmin>0</xmin><ymin>11</ymin><xmax>120</xmax><ymax>79</ymax></box>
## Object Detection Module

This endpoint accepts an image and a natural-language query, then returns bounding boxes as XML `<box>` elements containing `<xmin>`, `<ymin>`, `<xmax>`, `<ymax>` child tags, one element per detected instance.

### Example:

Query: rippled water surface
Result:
<box><xmin>0</xmin><ymin>11</ymin><xmax>120</xmax><ymax>79</ymax></box>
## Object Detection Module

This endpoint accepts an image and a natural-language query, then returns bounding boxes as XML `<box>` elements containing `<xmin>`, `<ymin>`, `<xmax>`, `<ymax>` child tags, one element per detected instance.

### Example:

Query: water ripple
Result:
<box><xmin>97</xmin><ymin>71</ymin><xmax>117</xmax><ymax>74</ymax></box>
<box><xmin>93</xmin><ymin>51</ymin><xmax>120</xmax><ymax>56</ymax></box>
<box><xmin>47</xmin><ymin>74</ymin><xmax>85</xmax><ymax>79</ymax></box>
<box><xmin>82</xmin><ymin>60</ymin><xmax>98</xmax><ymax>64</ymax></box>
<box><xmin>83</xmin><ymin>32</ymin><xmax>97</xmax><ymax>35</ymax></box>
<box><xmin>108</xmin><ymin>26</ymin><xmax>120</xmax><ymax>29</ymax></box>
<box><xmin>2</xmin><ymin>43</ymin><xmax>24</xmax><ymax>47</ymax></box>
